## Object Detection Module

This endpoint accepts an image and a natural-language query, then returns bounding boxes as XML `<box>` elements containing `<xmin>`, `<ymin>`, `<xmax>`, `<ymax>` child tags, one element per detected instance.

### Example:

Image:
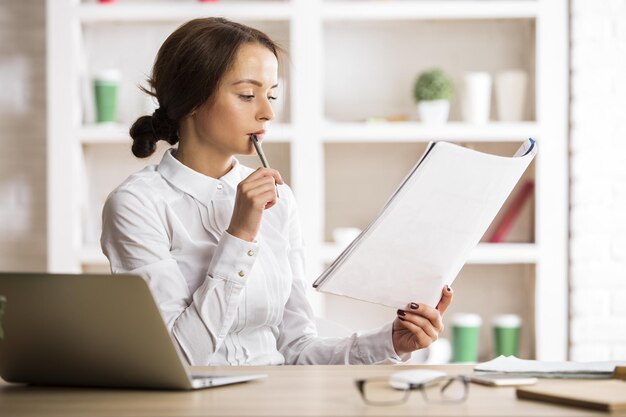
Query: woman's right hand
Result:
<box><xmin>226</xmin><ymin>167</ymin><xmax>284</xmax><ymax>242</ymax></box>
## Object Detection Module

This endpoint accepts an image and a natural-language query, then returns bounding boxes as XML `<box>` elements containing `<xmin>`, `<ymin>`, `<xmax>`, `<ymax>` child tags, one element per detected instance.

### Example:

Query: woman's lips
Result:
<box><xmin>250</xmin><ymin>131</ymin><xmax>266</xmax><ymax>141</ymax></box>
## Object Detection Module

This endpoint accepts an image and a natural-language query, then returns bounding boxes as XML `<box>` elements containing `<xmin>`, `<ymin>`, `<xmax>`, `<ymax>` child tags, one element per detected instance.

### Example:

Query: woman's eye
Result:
<box><xmin>268</xmin><ymin>96</ymin><xmax>278</xmax><ymax>101</ymax></box>
<box><xmin>239</xmin><ymin>94</ymin><xmax>255</xmax><ymax>101</ymax></box>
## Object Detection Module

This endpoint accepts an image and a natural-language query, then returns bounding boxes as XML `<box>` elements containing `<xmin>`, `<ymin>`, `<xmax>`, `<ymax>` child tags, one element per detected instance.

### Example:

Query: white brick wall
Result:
<box><xmin>0</xmin><ymin>1</ymin><xmax>47</xmax><ymax>271</ymax></box>
<box><xmin>570</xmin><ymin>0</ymin><xmax>626</xmax><ymax>361</ymax></box>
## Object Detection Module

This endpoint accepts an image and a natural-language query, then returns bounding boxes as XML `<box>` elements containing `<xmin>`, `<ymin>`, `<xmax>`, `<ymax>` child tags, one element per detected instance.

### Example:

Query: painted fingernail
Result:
<box><xmin>397</xmin><ymin>309</ymin><xmax>406</xmax><ymax>317</ymax></box>
<box><xmin>446</xmin><ymin>285</ymin><xmax>452</xmax><ymax>292</ymax></box>
<box><xmin>410</xmin><ymin>303</ymin><xmax>419</xmax><ymax>310</ymax></box>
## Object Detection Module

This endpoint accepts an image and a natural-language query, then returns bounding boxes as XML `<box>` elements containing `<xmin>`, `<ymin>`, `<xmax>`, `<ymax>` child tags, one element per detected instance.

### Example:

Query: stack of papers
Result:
<box><xmin>313</xmin><ymin>139</ymin><xmax>536</xmax><ymax>308</ymax></box>
<box><xmin>475</xmin><ymin>355</ymin><xmax>626</xmax><ymax>379</ymax></box>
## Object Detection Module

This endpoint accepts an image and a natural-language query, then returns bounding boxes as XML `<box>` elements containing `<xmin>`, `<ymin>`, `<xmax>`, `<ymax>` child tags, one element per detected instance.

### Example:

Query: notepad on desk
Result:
<box><xmin>313</xmin><ymin>139</ymin><xmax>536</xmax><ymax>308</ymax></box>
<box><xmin>516</xmin><ymin>380</ymin><xmax>626</xmax><ymax>412</ymax></box>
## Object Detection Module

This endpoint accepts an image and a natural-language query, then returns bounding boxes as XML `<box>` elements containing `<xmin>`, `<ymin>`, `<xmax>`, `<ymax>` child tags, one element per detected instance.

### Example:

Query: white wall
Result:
<box><xmin>569</xmin><ymin>0</ymin><xmax>626</xmax><ymax>360</ymax></box>
<box><xmin>0</xmin><ymin>1</ymin><xmax>47</xmax><ymax>271</ymax></box>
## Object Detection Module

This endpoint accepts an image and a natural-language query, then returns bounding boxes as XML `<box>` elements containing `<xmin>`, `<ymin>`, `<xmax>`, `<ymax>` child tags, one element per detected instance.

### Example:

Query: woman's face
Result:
<box><xmin>189</xmin><ymin>42</ymin><xmax>279</xmax><ymax>157</ymax></box>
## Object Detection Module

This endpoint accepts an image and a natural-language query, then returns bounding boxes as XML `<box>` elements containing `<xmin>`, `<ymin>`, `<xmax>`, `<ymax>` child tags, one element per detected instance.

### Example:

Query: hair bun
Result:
<box><xmin>129</xmin><ymin>115</ymin><xmax>158</xmax><ymax>158</ymax></box>
<box><xmin>150</xmin><ymin>108</ymin><xmax>178</xmax><ymax>144</ymax></box>
<box><xmin>129</xmin><ymin>108</ymin><xmax>179</xmax><ymax>158</ymax></box>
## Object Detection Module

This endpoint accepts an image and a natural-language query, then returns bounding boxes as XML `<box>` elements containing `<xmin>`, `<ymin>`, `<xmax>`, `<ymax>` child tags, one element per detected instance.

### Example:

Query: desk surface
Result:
<box><xmin>1</xmin><ymin>364</ymin><xmax>623</xmax><ymax>417</ymax></box>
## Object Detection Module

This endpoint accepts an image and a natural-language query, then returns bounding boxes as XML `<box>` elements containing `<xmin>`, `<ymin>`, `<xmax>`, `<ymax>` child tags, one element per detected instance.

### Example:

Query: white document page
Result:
<box><xmin>313</xmin><ymin>139</ymin><xmax>536</xmax><ymax>309</ymax></box>
<box><xmin>475</xmin><ymin>355</ymin><xmax>626</xmax><ymax>379</ymax></box>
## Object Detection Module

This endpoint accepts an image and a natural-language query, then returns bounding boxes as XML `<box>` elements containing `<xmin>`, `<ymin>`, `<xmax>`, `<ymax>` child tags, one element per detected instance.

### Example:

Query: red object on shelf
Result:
<box><xmin>489</xmin><ymin>180</ymin><xmax>535</xmax><ymax>243</ymax></box>
<box><xmin>97</xmin><ymin>0</ymin><xmax>117</xmax><ymax>3</ymax></box>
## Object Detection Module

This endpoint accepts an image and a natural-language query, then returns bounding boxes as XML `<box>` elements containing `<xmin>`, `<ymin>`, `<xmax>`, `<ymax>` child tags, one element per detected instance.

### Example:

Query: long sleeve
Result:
<box><xmin>276</xmin><ymin>187</ymin><xmax>406</xmax><ymax>364</ymax></box>
<box><xmin>101</xmin><ymin>186</ymin><xmax>259</xmax><ymax>365</ymax></box>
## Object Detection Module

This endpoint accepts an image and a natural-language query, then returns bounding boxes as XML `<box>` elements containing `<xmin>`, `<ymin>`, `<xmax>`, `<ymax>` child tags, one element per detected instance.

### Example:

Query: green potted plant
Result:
<box><xmin>413</xmin><ymin>68</ymin><xmax>454</xmax><ymax>124</ymax></box>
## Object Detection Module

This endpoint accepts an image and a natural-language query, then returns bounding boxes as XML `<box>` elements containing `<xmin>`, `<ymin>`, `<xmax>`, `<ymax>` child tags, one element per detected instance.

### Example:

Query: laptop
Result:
<box><xmin>0</xmin><ymin>272</ymin><xmax>266</xmax><ymax>390</ymax></box>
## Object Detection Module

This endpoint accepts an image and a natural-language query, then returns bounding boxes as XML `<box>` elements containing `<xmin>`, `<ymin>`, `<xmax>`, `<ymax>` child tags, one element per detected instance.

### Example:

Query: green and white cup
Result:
<box><xmin>451</xmin><ymin>313</ymin><xmax>482</xmax><ymax>363</ymax></box>
<box><xmin>94</xmin><ymin>69</ymin><xmax>121</xmax><ymax>123</ymax></box>
<box><xmin>492</xmin><ymin>314</ymin><xmax>521</xmax><ymax>357</ymax></box>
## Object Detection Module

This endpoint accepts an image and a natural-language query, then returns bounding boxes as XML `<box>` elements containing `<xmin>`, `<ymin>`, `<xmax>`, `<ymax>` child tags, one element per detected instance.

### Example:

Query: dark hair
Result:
<box><xmin>130</xmin><ymin>17</ymin><xmax>282</xmax><ymax>158</ymax></box>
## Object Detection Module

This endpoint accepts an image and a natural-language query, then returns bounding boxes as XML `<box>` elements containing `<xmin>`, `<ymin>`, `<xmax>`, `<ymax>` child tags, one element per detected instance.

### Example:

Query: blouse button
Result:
<box><xmin>238</xmin><ymin>270</ymin><xmax>245</xmax><ymax>277</ymax></box>
<box><xmin>216</xmin><ymin>183</ymin><xmax>223</xmax><ymax>190</ymax></box>
<box><xmin>247</xmin><ymin>250</ymin><xmax>254</xmax><ymax>256</ymax></box>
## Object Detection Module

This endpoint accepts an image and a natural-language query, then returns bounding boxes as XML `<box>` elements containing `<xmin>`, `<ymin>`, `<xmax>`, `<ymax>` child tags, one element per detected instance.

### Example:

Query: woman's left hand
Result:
<box><xmin>391</xmin><ymin>285</ymin><xmax>453</xmax><ymax>357</ymax></box>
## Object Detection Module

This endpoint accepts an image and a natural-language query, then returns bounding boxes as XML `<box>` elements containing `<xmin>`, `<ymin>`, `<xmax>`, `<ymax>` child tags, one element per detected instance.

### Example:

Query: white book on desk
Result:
<box><xmin>313</xmin><ymin>139</ymin><xmax>537</xmax><ymax>309</ymax></box>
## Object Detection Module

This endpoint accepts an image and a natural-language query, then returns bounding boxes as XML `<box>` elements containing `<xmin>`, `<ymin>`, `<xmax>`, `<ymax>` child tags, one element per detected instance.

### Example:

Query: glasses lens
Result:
<box><xmin>361</xmin><ymin>379</ymin><xmax>409</xmax><ymax>405</ymax></box>
<box><xmin>422</xmin><ymin>377</ymin><xmax>467</xmax><ymax>403</ymax></box>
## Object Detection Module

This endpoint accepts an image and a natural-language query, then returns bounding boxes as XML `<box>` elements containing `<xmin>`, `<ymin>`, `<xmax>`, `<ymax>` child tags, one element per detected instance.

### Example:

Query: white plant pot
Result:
<box><xmin>417</xmin><ymin>100</ymin><xmax>450</xmax><ymax>124</ymax></box>
<box><xmin>461</xmin><ymin>72</ymin><xmax>492</xmax><ymax>125</ymax></box>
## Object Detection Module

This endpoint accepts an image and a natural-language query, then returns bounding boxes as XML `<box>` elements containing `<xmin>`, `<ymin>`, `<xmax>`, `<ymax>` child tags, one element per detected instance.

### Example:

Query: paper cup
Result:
<box><xmin>460</xmin><ymin>72</ymin><xmax>492</xmax><ymax>125</ymax></box>
<box><xmin>452</xmin><ymin>313</ymin><xmax>482</xmax><ymax>363</ymax></box>
<box><xmin>94</xmin><ymin>69</ymin><xmax>121</xmax><ymax>123</ymax></box>
<box><xmin>495</xmin><ymin>70</ymin><xmax>528</xmax><ymax>121</ymax></box>
<box><xmin>492</xmin><ymin>314</ymin><xmax>521</xmax><ymax>357</ymax></box>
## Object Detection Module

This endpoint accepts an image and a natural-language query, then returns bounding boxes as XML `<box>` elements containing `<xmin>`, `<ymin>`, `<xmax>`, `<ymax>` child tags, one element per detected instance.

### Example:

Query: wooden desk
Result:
<box><xmin>0</xmin><ymin>365</ymin><xmax>622</xmax><ymax>417</ymax></box>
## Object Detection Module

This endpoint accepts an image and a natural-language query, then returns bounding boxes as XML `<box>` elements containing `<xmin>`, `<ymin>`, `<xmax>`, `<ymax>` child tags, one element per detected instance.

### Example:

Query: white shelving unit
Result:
<box><xmin>47</xmin><ymin>0</ymin><xmax>568</xmax><ymax>360</ymax></box>
<box><xmin>79</xmin><ymin>122</ymin><xmax>294</xmax><ymax>144</ymax></box>
<box><xmin>321</xmin><ymin>243</ymin><xmax>540</xmax><ymax>266</ymax></box>
<box><xmin>322</xmin><ymin>122</ymin><xmax>541</xmax><ymax>142</ymax></box>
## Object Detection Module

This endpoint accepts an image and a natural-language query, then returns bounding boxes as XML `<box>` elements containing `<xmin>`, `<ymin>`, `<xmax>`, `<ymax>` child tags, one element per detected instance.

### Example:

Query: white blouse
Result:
<box><xmin>101</xmin><ymin>148</ymin><xmax>403</xmax><ymax>366</ymax></box>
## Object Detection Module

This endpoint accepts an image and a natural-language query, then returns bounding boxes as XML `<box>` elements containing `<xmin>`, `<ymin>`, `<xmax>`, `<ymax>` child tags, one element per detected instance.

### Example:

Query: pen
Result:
<box><xmin>250</xmin><ymin>134</ymin><xmax>279</xmax><ymax>198</ymax></box>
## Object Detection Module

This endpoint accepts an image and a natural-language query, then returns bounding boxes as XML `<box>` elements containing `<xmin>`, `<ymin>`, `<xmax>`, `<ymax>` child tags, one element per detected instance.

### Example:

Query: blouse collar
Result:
<box><xmin>157</xmin><ymin>148</ymin><xmax>244</xmax><ymax>206</ymax></box>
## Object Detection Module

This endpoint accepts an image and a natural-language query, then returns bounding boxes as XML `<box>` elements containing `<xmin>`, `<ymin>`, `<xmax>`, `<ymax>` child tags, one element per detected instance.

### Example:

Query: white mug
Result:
<box><xmin>495</xmin><ymin>70</ymin><xmax>528</xmax><ymax>121</ymax></box>
<box><xmin>461</xmin><ymin>72</ymin><xmax>492</xmax><ymax>125</ymax></box>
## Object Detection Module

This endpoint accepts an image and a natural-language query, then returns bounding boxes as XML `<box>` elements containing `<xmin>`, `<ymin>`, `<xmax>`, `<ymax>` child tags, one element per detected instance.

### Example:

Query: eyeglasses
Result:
<box><xmin>355</xmin><ymin>375</ymin><xmax>470</xmax><ymax>406</ymax></box>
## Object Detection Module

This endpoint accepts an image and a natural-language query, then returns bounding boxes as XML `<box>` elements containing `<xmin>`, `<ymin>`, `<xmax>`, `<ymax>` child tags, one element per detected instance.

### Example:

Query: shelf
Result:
<box><xmin>322</xmin><ymin>122</ymin><xmax>539</xmax><ymax>142</ymax></box>
<box><xmin>320</xmin><ymin>242</ymin><xmax>538</xmax><ymax>265</ymax></box>
<box><xmin>81</xmin><ymin>122</ymin><xmax>538</xmax><ymax>144</ymax></box>
<box><xmin>78</xmin><ymin>1</ymin><xmax>537</xmax><ymax>24</ymax></box>
<box><xmin>78</xmin><ymin>2</ymin><xmax>292</xmax><ymax>23</ymax></box>
<box><xmin>86</xmin><ymin>242</ymin><xmax>538</xmax><ymax>267</ymax></box>
<box><xmin>80</xmin><ymin>124</ymin><xmax>129</xmax><ymax>144</ymax></box>
<box><xmin>466</xmin><ymin>243</ymin><xmax>538</xmax><ymax>264</ymax></box>
<box><xmin>80</xmin><ymin>123</ymin><xmax>294</xmax><ymax>144</ymax></box>
<box><xmin>322</xmin><ymin>1</ymin><xmax>539</xmax><ymax>21</ymax></box>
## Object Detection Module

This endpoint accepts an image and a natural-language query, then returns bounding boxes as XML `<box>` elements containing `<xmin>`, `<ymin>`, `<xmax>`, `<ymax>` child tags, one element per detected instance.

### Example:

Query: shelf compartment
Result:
<box><xmin>319</xmin><ymin>263</ymin><xmax>536</xmax><ymax>360</ymax></box>
<box><xmin>323</xmin><ymin>142</ymin><xmax>534</xmax><ymax>244</ymax></box>
<box><xmin>78</xmin><ymin>2</ymin><xmax>293</xmax><ymax>23</ymax></box>
<box><xmin>323</xmin><ymin>19</ymin><xmax>536</xmax><ymax>123</ymax></box>
<box><xmin>322</xmin><ymin>121</ymin><xmax>540</xmax><ymax>142</ymax></box>
<box><xmin>81</xmin><ymin>20</ymin><xmax>291</xmax><ymax>126</ymax></box>
<box><xmin>322</xmin><ymin>1</ymin><xmax>539</xmax><ymax>21</ymax></box>
<box><xmin>80</xmin><ymin>123</ymin><xmax>294</xmax><ymax>144</ymax></box>
<box><xmin>442</xmin><ymin>263</ymin><xmax>536</xmax><ymax>360</ymax></box>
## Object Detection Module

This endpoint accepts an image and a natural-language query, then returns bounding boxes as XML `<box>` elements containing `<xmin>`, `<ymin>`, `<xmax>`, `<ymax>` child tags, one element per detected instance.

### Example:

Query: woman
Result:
<box><xmin>101</xmin><ymin>17</ymin><xmax>453</xmax><ymax>366</ymax></box>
